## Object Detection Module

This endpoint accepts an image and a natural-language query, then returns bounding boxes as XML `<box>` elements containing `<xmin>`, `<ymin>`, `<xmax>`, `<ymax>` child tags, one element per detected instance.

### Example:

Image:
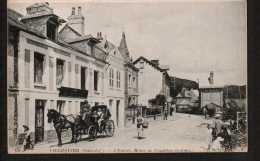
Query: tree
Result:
<box><xmin>148</xmin><ymin>94</ymin><xmax>166</xmax><ymax>106</ymax></box>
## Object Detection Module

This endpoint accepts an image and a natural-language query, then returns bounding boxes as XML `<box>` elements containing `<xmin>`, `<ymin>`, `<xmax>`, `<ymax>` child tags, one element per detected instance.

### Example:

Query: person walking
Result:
<box><xmin>170</xmin><ymin>106</ymin><xmax>173</xmax><ymax>116</ymax></box>
<box><xmin>136</xmin><ymin>113</ymin><xmax>144</xmax><ymax>139</ymax></box>
<box><xmin>206</xmin><ymin>124</ymin><xmax>213</xmax><ymax>151</ymax></box>
<box><xmin>163</xmin><ymin>107</ymin><xmax>168</xmax><ymax>120</ymax></box>
<box><xmin>153</xmin><ymin>107</ymin><xmax>156</xmax><ymax>120</ymax></box>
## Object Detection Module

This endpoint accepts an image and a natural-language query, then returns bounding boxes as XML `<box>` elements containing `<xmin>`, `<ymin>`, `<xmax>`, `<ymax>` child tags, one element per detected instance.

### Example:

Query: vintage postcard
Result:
<box><xmin>7</xmin><ymin>0</ymin><xmax>247</xmax><ymax>153</ymax></box>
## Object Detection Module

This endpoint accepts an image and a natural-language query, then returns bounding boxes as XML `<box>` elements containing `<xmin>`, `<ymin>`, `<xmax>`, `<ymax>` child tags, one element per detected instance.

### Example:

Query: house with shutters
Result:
<box><xmin>7</xmin><ymin>3</ymin><xmax>109</xmax><ymax>147</ymax></box>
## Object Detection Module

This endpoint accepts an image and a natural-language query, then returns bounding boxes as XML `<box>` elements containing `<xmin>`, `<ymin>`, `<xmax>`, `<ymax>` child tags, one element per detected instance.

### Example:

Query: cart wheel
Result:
<box><xmin>105</xmin><ymin>120</ymin><xmax>115</xmax><ymax>137</ymax></box>
<box><xmin>88</xmin><ymin>125</ymin><xmax>97</xmax><ymax>141</ymax></box>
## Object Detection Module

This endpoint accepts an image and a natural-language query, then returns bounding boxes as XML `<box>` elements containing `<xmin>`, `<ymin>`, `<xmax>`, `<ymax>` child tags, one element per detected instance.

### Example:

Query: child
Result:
<box><xmin>23</xmin><ymin>125</ymin><xmax>33</xmax><ymax>151</ymax></box>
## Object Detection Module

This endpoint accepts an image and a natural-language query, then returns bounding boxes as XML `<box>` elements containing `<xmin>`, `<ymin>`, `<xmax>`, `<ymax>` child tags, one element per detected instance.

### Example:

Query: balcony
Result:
<box><xmin>58</xmin><ymin>86</ymin><xmax>88</xmax><ymax>98</ymax></box>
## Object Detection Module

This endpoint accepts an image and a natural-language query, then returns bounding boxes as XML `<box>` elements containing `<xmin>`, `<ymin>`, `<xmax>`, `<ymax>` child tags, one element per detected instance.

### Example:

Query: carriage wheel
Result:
<box><xmin>88</xmin><ymin>125</ymin><xmax>97</xmax><ymax>141</ymax></box>
<box><xmin>105</xmin><ymin>120</ymin><xmax>115</xmax><ymax>137</ymax></box>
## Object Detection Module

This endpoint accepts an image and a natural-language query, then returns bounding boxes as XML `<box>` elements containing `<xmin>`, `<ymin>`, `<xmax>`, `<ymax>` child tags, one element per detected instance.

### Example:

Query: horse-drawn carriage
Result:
<box><xmin>47</xmin><ymin>105</ymin><xmax>115</xmax><ymax>147</ymax></box>
<box><xmin>76</xmin><ymin>105</ymin><xmax>115</xmax><ymax>141</ymax></box>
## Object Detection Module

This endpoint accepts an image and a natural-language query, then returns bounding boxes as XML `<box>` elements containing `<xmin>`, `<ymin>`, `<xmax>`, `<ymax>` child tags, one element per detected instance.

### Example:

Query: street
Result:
<box><xmin>22</xmin><ymin>113</ymin><xmax>213</xmax><ymax>153</ymax></box>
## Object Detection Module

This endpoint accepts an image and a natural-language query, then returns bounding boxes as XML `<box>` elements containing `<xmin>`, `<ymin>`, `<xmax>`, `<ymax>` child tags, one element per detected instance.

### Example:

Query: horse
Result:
<box><xmin>47</xmin><ymin>109</ymin><xmax>81</xmax><ymax>147</ymax></box>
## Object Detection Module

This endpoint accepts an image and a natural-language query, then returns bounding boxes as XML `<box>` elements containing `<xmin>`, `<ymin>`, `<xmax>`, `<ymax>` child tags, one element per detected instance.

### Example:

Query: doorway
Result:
<box><xmin>116</xmin><ymin>100</ymin><xmax>120</xmax><ymax>126</ymax></box>
<box><xmin>35</xmin><ymin>100</ymin><xmax>45</xmax><ymax>144</ymax></box>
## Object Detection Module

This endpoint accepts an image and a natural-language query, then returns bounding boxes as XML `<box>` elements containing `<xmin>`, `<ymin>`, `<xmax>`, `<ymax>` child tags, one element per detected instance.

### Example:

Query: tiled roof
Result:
<box><xmin>7</xmin><ymin>8</ymin><xmax>45</xmax><ymax>37</ymax></box>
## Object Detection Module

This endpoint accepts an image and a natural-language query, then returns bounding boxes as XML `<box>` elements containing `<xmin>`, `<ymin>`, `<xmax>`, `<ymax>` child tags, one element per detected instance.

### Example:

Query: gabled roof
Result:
<box><xmin>176</xmin><ymin>99</ymin><xmax>190</xmax><ymax>105</ymax></box>
<box><xmin>96</xmin><ymin>38</ymin><xmax>116</xmax><ymax>53</ymax></box>
<box><xmin>133</xmin><ymin>56</ymin><xmax>168</xmax><ymax>72</ymax></box>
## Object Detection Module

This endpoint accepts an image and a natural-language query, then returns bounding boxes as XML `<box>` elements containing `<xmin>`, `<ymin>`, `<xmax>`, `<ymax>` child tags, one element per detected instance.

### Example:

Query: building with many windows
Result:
<box><xmin>7</xmin><ymin>3</ymin><xmax>112</xmax><ymax>147</ymax></box>
<box><xmin>94</xmin><ymin>33</ymin><xmax>126</xmax><ymax>128</ymax></box>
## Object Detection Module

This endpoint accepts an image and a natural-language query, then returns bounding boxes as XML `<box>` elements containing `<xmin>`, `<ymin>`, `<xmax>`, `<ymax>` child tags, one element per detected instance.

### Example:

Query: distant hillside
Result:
<box><xmin>223</xmin><ymin>85</ymin><xmax>246</xmax><ymax>99</ymax></box>
<box><xmin>170</xmin><ymin>76</ymin><xmax>198</xmax><ymax>98</ymax></box>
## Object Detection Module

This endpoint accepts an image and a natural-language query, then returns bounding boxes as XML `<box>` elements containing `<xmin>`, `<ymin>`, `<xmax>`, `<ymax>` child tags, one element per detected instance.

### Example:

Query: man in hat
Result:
<box><xmin>212</xmin><ymin>114</ymin><xmax>224</xmax><ymax>137</ymax></box>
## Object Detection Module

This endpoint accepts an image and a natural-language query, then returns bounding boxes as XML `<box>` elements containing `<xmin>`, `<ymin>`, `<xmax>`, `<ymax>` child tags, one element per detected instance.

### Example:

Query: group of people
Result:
<box><xmin>206</xmin><ymin>115</ymin><xmax>232</xmax><ymax>151</ymax></box>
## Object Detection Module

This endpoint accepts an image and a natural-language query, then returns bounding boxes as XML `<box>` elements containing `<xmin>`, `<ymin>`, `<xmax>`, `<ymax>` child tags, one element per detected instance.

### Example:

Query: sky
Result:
<box><xmin>8</xmin><ymin>0</ymin><xmax>247</xmax><ymax>86</ymax></box>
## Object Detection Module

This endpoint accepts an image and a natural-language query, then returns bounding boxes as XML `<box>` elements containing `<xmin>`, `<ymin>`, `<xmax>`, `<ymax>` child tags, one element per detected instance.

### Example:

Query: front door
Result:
<box><xmin>35</xmin><ymin>100</ymin><xmax>44</xmax><ymax>144</ymax></box>
<box><xmin>116</xmin><ymin>100</ymin><xmax>120</xmax><ymax>126</ymax></box>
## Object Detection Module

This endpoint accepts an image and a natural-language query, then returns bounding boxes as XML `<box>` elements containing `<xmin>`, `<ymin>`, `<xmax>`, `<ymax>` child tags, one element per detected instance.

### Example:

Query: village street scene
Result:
<box><xmin>7</xmin><ymin>1</ymin><xmax>247</xmax><ymax>153</ymax></box>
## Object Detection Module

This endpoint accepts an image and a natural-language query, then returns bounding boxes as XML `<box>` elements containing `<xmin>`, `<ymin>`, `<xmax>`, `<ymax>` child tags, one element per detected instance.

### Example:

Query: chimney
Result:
<box><xmin>210</xmin><ymin>71</ymin><xmax>214</xmax><ymax>85</ymax></box>
<box><xmin>67</xmin><ymin>6</ymin><xmax>85</xmax><ymax>35</ymax></box>
<box><xmin>151</xmin><ymin>60</ymin><xmax>159</xmax><ymax>67</ymax></box>
<box><xmin>96</xmin><ymin>32</ymin><xmax>103</xmax><ymax>40</ymax></box>
<box><xmin>72</xmin><ymin>7</ymin><xmax>75</xmax><ymax>15</ymax></box>
<box><xmin>78</xmin><ymin>6</ymin><xmax>81</xmax><ymax>15</ymax></box>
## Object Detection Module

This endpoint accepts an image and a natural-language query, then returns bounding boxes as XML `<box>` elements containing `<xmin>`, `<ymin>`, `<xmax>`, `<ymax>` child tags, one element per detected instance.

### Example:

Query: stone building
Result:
<box><xmin>199</xmin><ymin>71</ymin><xmax>224</xmax><ymax>108</ymax></box>
<box><xmin>133</xmin><ymin>56</ymin><xmax>171</xmax><ymax>107</ymax></box>
<box><xmin>7</xmin><ymin>3</ymin><xmax>116</xmax><ymax>147</ymax></box>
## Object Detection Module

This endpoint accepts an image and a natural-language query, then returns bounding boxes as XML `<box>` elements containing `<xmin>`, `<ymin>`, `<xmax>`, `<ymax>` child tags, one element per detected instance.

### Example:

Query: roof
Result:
<box><xmin>8</xmin><ymin>8</ymin><xmax>107</xmax><ymax>64</ymax></box>
<box><xmin>66</xmin><ymin>34</ymin><xmax>100</xmax><ymax>43</ymax></box>
<box><xmin>59</xmin><ymin>23</ymin><xmax>82</xmax><ymax>37</ymax></box>
<box><xmin>198</xmin><ymin>72</ymin><xmax>225</xmax><ymax>87</ymax></box>
<box><xmin>159</xmin><ymin>65</ymin><xmax>170</xmax><ymax>70</ymax></box>
<box><xmin>133</xmin><ymin>56</ymin><xmax>169</xmax><ymax>72</ymax></box>
<box><xmin>96</xmin><ymin>38</ymin><xmax>116</xmax><ymax>53</ymax></box>
<box><xmin>7</xmin><ymin>8</ymin><xmax>45</xmax><ymax>37</ymax></box>
<box><xmin>176</xmin><ymin>99</ymin><xmax>190</xmax><ymax>105</ymax></box>
<box><xmin>118</xmin><ymin>32</ymin><xmax>131</xmax><ymax>62</ymax></box>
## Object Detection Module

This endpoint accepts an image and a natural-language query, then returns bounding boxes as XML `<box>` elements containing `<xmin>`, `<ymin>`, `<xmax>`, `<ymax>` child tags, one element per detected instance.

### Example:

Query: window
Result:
<box><xmin>116</xmin><ymin>71</ymin><xmax>121</xmax><ymax>88</ymax></box>
<box><xmin>57</xmin><ymin>101</ymin><xmax>65</xmax><ymax>114</ymax></box>
<box><xmin>94</xmin><ymin>71</ymin><xmax>99</xmax><ymax>92</ymax></box>
<box><xmin>114</xmin><ymin>51</ymin><xmax>116</xmax><ymax>55</ymax></box>
<box><xmin>81</xmin><ymin>67</ymin><xmax>86</xmax><ymax>89</ymax></box>
<box><xmin>56</xmin><ymin>59</ymin><xmax>64</xmax><ymax>86</ymax></box>
<box><xmin>140</xmin><ymin>62</ymin><xmax>144</xmax><ymax>69</ymax></box>
<box><xmin>128</xmin><ymin>74</ymin><xmax>131</xmax><ymax>88</ymax></box>
<box><xmin>47</xmin><ymin>20</ymin><xmax>56</xmax><ymax>41</ymax></box>
<box><xmin>109</xmin><ymin>68</ymin><xmax>114</xmax><ymax>87</ymax></box>
<box><xmin>133</xmin><ymin>76</ymin><xmax>136</xmax><ymax>89</ymax></box>
<box><xmin>34</xmin><ymin>52</ymin><xmax>44</xmax><ymax>84</ymax></box>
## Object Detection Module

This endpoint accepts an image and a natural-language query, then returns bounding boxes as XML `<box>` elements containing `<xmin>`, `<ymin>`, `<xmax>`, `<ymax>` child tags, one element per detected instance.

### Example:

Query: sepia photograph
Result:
<box><xmin>7</xmin><ymin>0</ymin><xmax>247</xmax><ymax>153</ymax></box>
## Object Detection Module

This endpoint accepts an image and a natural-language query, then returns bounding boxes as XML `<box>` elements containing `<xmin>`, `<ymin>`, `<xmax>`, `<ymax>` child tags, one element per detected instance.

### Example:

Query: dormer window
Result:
<box><xmin>47</xmin><ymin>20</ymin><xmax>57</xmax><ymax>41</ymax></box>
